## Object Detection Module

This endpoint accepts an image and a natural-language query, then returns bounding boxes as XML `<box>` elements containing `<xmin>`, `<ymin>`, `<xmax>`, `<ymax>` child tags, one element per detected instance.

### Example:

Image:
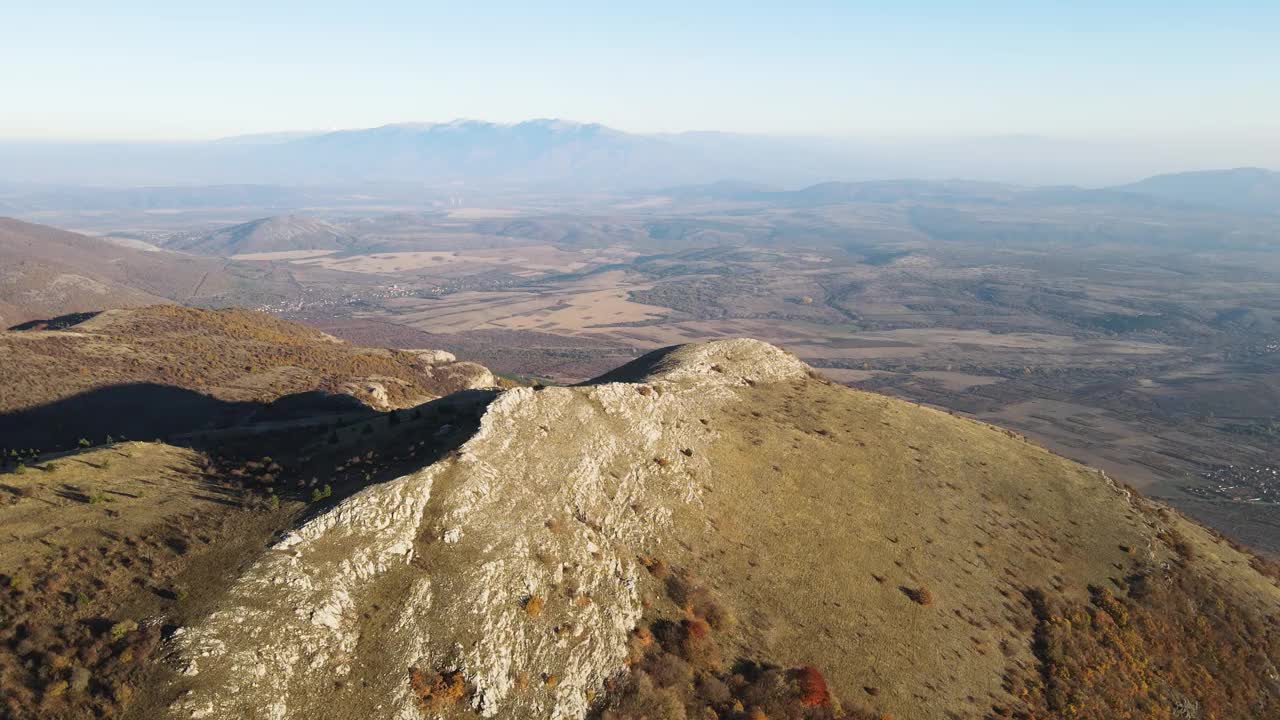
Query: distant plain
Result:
<box><xmin>10</xmin><ymin>173</ymin><xmax>1280</xmax><ymax>554</ymax></box>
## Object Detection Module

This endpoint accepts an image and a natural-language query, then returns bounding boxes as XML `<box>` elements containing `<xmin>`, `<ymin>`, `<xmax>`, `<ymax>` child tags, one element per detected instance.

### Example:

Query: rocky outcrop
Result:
<box><xmin>167</xmin><ymin>340</ymin><xmax>807</xmax><ymax>720</ymax></box>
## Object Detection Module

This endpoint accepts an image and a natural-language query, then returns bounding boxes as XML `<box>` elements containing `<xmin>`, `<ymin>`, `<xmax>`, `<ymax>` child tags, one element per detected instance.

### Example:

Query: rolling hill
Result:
<box><xmin>0</xmin><ymin>217</ymin><xmax>311</xmax><ymax>327</ymax></box>
<box><xmin>0</xmin><ymin>218</ymin><xmax>208</xmax><ymax>327</ymax></box>
<box><xmin>1115</xmin><ymin>167</ymin><xmax>1280</xmax><ymax>213</ymax></box>
<box><xmin>162</xmin><ymin>214</ymin><xmax>360</xmax><ymax>256</ymax></box>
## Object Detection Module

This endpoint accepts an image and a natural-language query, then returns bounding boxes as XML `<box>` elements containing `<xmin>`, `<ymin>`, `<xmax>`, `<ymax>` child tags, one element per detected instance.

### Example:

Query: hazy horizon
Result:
<box><xmin>4</xmin><ymin>2</ymin><xmax>1278</xmax><ymax>144</ymax></box>
<box><xmin>3</xmin><ymin>2</ymin><xmax>1279</xmax><ymax>187</ymax></box>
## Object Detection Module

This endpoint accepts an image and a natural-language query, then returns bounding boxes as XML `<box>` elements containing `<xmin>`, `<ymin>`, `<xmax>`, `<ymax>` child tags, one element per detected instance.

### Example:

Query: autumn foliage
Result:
<box><xmin>408</xmin><ymin>667</ymin><xmax>468</xmax><ymax>712</ymax></box>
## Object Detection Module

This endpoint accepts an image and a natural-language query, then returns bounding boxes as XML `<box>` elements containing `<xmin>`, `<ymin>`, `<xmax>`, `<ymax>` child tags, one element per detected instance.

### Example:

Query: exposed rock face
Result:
<box><xmin>410</xmin><ymin>349</ymin><xmax>458</xmax><ymax>366</ymax></box>
<box><xmin>168</xmin><ymin>339</ymin><xmax>807</xmax><ymax>720</ymax></box>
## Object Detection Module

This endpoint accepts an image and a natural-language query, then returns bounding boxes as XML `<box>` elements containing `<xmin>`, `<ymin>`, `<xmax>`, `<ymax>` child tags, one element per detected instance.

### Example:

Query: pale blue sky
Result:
<box><xmin>1</xmin><ymin>1</ymin><xmax>1276</xmax><ymax>140</ymax></box>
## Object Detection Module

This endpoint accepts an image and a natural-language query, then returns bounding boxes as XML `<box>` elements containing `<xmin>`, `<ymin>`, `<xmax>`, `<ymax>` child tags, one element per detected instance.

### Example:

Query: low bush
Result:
<box><xmin>408</xmin><ymin>667</ymin><xmax>468</xmax><ymax>712</ymax></box>
<box><xmin>523</xmin><ymin>594</ymin><xmax>546</xmax><ymax>618</ymax></box>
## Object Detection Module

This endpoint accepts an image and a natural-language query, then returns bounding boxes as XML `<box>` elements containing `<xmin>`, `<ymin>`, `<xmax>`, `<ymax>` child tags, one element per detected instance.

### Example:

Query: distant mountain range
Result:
<box><xmin>2</xmin><ymin>119</ymin><xmax>1276</xmax><ymax>190</ymax></box>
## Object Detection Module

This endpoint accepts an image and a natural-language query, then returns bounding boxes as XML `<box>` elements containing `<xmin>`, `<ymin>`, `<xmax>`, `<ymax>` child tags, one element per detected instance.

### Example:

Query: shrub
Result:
<box><xmin>795</xmin><ymin>666</ymin><xmax>830</xmax><ymax>707</ymax></box>
<box><xmin>109</xmin><ymin>619</ymin><xmax>138</xmax><ymax>641</ymax></box>
<box><xmin>310</xmin><ymin>484</ymin><xmax>332</xmax><ymax>502</ymax></box>
<box><xmin>638</xmin><ymin>554</ymin><xmax>671</xmax><ymax>580</ymax></box>
<box><xmin>523</xmin><ymin>595</ymin><xmax>546</xmax><ymax>618</ymax></box>
<box><xmin>902</xmin><ymin>586</ymin><xmax>934</xmax><ymax>606</ymax></box>
<box><xmin>678</xmin><ymin>617</ymin><xmax>720</xmax><ymax>669</ymax></box>
<box><xmin>408</xmin><ymin>668</ymin><xmax>467</xmax><ymax>711</ymax></box>
<box><xmin>5</xmin><ymin>570</ymin><xmax>32</xmax><ymax>593</ymax></box>
<box><xmin>78</xmin><ymin>438</ymin><xmax>91</xmax><ymax>448</ymax></box>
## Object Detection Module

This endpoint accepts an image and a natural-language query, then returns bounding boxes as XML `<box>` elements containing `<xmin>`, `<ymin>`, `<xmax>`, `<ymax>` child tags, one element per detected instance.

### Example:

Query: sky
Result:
<box><xmin>1</xmin><ymin>1</ymin><xmax>1277</xmax><ymax>141</ymax></box>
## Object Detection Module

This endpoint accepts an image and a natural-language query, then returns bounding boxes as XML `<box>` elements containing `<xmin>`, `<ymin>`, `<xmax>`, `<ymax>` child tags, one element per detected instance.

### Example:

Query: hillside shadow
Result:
<box><xmin>580</xmin><ymin>344</ymin><xmax>682</xmax><ymax>385</ymax></box>
<box><xmin>287</xmin><ymin>387</ymin><xmax>499</xmax><ymax>525</ymax></box>
<box><xmin>0</xmin><ymin>382</ymin><xmax>376</xmax><ymax>453</ymax></box>
<box><xmin>7</xmin><ymin>310</ymin><xmax>102</xmax><ymax>331</ymax></box>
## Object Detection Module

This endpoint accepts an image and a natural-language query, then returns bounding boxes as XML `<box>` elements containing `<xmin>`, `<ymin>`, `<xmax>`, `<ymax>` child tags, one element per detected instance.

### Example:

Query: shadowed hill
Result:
<box><xmin>0</xmin><ymin>305</ymin><xmax>496</xmax><ymax>451</ymax></box>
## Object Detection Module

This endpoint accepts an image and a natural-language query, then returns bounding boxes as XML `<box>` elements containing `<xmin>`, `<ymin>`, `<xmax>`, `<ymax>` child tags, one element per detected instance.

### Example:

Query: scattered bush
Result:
<box><xmin>310</xmin><ymin>484</ymin><xmax>332</xmax><ymax>503</ymax></box>
<box><xmin>595</xmin><ymin>560</ymin><xmax>867</xmax><ymax>720</ymax></box>
<box><xmin>1009</xmin><ymin>570</ymin><xmax>1280</xmax><ymax>720</ymax></box>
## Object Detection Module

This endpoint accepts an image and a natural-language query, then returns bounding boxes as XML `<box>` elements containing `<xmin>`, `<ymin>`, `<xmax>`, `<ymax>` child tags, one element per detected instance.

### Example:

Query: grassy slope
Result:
<box><xmin>655</xmin><ymin>373</ymin><xmax>1278</xmax><ymax>719</ymax></box>
<box><xmin>0</xmin><ymin>442</ymin><xmax>288</xmax><ymax>719</ymax></box>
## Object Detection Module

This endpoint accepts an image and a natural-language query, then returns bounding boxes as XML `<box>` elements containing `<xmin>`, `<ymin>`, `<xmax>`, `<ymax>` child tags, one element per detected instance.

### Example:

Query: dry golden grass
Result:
<box><xmin>653</xmin><ymin>376</ymin><xmax>1280</xmax><ymax>720</ymax></box>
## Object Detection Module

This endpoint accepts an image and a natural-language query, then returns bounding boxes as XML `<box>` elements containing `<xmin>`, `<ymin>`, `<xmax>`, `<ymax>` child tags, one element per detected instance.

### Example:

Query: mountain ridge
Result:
<box><xmin>5</xmin><ymin>120</ymin><xmax>1272</xmax><ymax>188</ymax></box>
<box><xmin>154</xmin><ymin>338</ymin><xmax>1280</xmax><ymax>720</ymax></box>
